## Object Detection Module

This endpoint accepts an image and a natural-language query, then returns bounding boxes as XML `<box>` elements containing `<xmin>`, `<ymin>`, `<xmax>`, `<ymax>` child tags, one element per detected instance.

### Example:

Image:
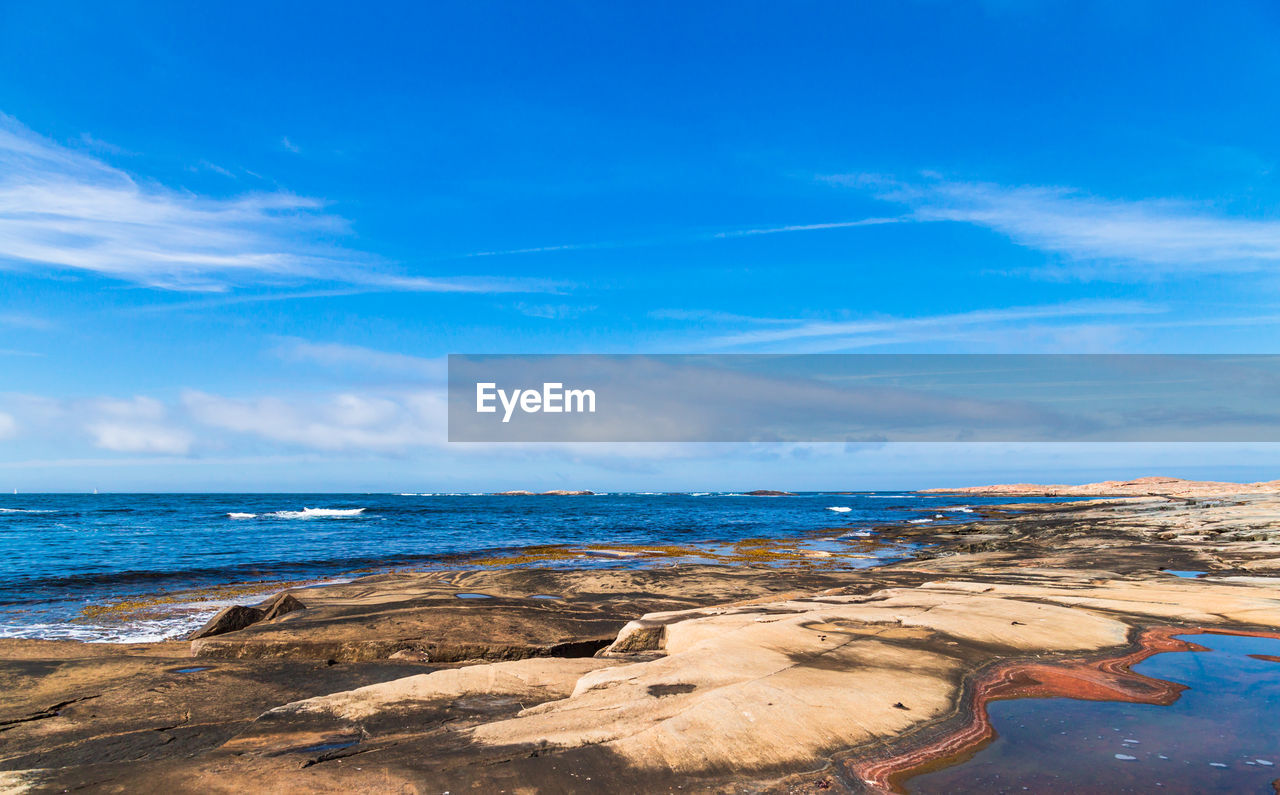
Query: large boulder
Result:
<box><xmin>189</xmin><ymin>605</ymin><xmax>266</xmax><ymax>639</ymax></box>
<box><xmin>188</xmin><ymin>593</ymin><xmax>308</xmax><ymax>640</ymax></box>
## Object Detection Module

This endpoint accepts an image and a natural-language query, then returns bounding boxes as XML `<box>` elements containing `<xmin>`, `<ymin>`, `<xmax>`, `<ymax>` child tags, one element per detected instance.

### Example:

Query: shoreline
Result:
<box><xmin>16</xmin><ymin>500</ymin><xmax>969</xmax><ymax>645</ymax></box>
<box><xmin>2</xmin><ymin>478</ymin><xmax>1278</xmax><ymax>792</ymax></box>
<box><xmin>3</xmin><ymin>489</ymin><xmax>1015</xmax><ymax>645</ymax></box>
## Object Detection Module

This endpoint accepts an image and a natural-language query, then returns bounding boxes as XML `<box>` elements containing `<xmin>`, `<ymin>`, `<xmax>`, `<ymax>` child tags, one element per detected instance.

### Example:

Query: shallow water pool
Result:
<box><xmin>905</xmin><ymin>633</ymin><xmax>1280</xmax><ymax>794</ymax></box>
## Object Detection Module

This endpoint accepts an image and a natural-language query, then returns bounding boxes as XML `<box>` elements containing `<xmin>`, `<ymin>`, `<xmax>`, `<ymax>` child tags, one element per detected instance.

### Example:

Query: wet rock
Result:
<box><xmin>745</xmin><ymin>489</ymin><xmax>795</xmax><ymax>496</ymax></box>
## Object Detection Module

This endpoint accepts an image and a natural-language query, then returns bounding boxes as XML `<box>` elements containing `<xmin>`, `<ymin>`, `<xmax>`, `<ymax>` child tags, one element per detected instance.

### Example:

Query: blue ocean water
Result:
<box><xmin>0</xmin><ymin>491</ymin><xmax>1049</xmax><ymax>641</ymax></box>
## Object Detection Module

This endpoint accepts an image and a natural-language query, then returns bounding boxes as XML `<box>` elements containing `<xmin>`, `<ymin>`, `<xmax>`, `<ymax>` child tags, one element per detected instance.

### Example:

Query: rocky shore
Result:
<box><xmin>2</xmin><ymin>478</ymin><xmax>1279</xmax><ymax>793</ymax></box>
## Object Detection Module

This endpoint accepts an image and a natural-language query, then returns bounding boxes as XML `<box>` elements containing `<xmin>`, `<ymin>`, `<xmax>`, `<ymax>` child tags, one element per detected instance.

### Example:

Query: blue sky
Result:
<box><xmin>2</xmin><ymin>0</ymin><xmax>1280</xmax><ymax>491</ymax></box>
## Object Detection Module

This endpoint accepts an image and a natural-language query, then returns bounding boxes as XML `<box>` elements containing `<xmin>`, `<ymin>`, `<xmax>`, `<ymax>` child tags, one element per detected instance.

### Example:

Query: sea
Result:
<box><xmin>0</xmin><ymin>491</ymin><xmax>1059</xmax><ymax>643</ymax></box>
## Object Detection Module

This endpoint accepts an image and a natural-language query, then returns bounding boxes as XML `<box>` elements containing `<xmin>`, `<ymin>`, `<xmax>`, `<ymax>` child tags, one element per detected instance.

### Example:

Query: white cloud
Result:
<box><xmin>0</xmin><ymin>312</ymin><xmax>54</xmax><ymax>330</ymax></box>
<box><xmin>713</xmin><ymin>217</ymin><xmax>901</xmax><ymax>238</ymax></box>
<box><xmin>274</xmin><ymin>339</ymin><xmax>446</xmax><ymax>380</ymax></box>
<box><xmin>0</xmin><ymin>114</ymin><xmax>559</xmax><ymax>294</ymax></box>
<box><xmin>842</xmin><ymin>174</ymin><xmax>1280</xmax><ymax>275</ymax></box>
<box><xmin>80</xmin><ymin>396</ymin><xmax>192</xmax><ymax>454</ymax></box>
<box><xmin>182</xmin><ymin>389</ymin><xmax>447</xmax><ymax>451</ymax></box>
<box><xmin>704</xmin><ymin>300</ymin><xmax>1162</xmax><ymax>351</ymax></box>
<box><xmin>77</xmin><ymin>132</ymin><xmax>128</xmax><ymax>155</ymax></box>
<box><xmin>0</xmin><ymin>411</ymin><xmax>16</xmax><ymax>440</ymax></box>
<box><xmin>447</xmin><ymin>217</ymin><xmax>902</xmax><ymax>262</ymax></box>
<box><xmin>86</xmin><ymin>422</ymin><xmax>193</xmax><ymax>454</ymax></box>
<box><xmin>88</xmin><ymin>396</ymin><xmax>169</xmax><ymax>421</ymax></box>
<box><xmin>0</xmin><ymin>114</ymin><xmax>353</xmax><ymax>290</ymax></box>
<box><xmin>514</xmin><ymin>302</ymin><xmax>596</xmax><ymax>320</ymax></box>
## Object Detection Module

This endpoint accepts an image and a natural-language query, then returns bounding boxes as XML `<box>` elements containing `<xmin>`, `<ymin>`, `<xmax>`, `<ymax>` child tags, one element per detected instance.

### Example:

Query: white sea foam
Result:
<box><xmin>840</xmin><ymin>530</ymin><xmax>874</xmax><ymax>538</ymax></box>
<box><xmin>268</xmin><ymin>507</ymin><xmax>366</xmax><ymax>519</ymax></box>
<box><xmin>826</xmin><ymin>506</ymin><xmax>852</xmax><ymax>513</ymax></box>
<box><xmin>689</xmin><ymin>492</ymin><xmax>711</xmax><ymax>497</ymax></box>
<box><xmin>0</xmin><ymin>507</ymin><xmax>54</xmax><ymax>513</ymax></box>
<box><xmin>867</xmin><ymin>495</ymin><xmax>918</xmax><ymax>498</ymax></box>
<box><xmin>937</xmin><ymin>506</ymin><xmax>975</xmax><ymax>513</ymax></box>
<box><xmin>908</xmin><ymin>518</ymin><xmax>931</xmax><ymax>524</ymax></box>
<box><xmin>227</xmin><ymin>512</ymin><xmax>257</xmax><ymax>519</ymax></box>
<box><xmin>0</xmin><ymin>615</ymin><xmax>207</xmax><ymax>643</ymax></box>
<box><xmin>5</xmin><ymin>575</ymin><xmax>360</xmax><ymax>643</ymax></box>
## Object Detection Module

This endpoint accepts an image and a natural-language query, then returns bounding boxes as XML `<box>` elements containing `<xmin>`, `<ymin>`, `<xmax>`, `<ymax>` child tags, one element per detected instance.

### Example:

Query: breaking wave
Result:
<box><xmin>275</xmin><ymin>507</ymin><xmax>366</xmax><ymax>518</ymax></box>
<box><xmin>227</xmin><ymin>507</ymin><xmax>367</xmax><ymax>520</ymax></box>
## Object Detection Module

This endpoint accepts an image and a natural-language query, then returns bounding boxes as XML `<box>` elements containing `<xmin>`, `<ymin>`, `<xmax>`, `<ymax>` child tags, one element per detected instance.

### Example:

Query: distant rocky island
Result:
<box><xmin>492</xmin><ymin>489</ymin><xmax>595</xmax><ymax>496</ymax></box>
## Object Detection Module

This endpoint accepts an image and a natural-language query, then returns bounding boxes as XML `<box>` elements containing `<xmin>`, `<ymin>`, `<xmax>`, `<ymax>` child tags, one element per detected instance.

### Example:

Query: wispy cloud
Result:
<box><xmin>447</xmin><ymin>217</ymin><xmax>904</xmax><ymax>262</ymax></box>
<box><xmin>0</xmin><ymin>114</ymin><xmax>559</xmax><ymax>295</ymax></box>
<box><xmin>0</xmin><ymin>114</ymin><xmax>355</xmax><ymax>290</ymax></box>
<box><xmin>514</xmin><ymin>302</ymin><xmax>596</xmax><ymax>320</ymax></box>
<box><xmin>0</xmin><ymin>312</ymin><xmax>54</xmax><ymax>330</ymax></box>
<box><xmin>370</xmin><ymin>275</ymin><xmax>568</xmax><ymax>294</ymax></box>
<box><xmin>274</xmin><ymin>339</ymin><xmax>445</xmax><ymax>380</ymax></box>
<box><xmin>650</xmin><ymin>309</ymin><xmax>799</xmax><ymax>325</ymax></box>
<box><xmin>0</xmin><ymin>411</ymin><xmax>15</xmax><ymax>439</ymax></box>
<box><xmin>77</xmin><ymin>132</ymin><xmax>129</xmax><ymax>156</ymax></box>
<box><xmin>839</xmin><ymin>174</ymin><xmax>1280</xmax><ymax>275</ymax></box>
<box><xmin>193</xmin><ymin>159</ymin><xmax>236</xmax><ymax>178</ymax></box>
<box><xmin>280</xmin><ymin>136</ymin><xmax>300</xmax><ymax>154</ymax></box>
<box><xmin>713</xmin><ymin>217</ymin><xmax>901</xmax><ymax>238</ymax></box>
<box><xmin>704</xmin><ymin>300</ymin><xmax>1164</xmax><ymax>351</ymax></box>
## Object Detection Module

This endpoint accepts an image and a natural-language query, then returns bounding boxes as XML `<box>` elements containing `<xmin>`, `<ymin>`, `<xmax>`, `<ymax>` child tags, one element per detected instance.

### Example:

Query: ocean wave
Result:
<box><xmin>0</xmin><ymin>615</ymin><xmax>207</xmax><ymax>643</ymax></box>
<box><xmin>396</xmin><ymin>493</ymin><xmax>484</xmax><ymax>497</ymax></box>
<box><xmin>908</xmin><ymin>518</ymin><xmax>932</xmax><ymax>524</ymax></box>
<box><xmin>826</xmin><ymin>506</ymin><xmax>852</xmax><ymax>513</ymax></box>
<box><xmin>0</xmin><ymin>507</ymin><xmax>55</xmax><ymax>514</ymax></box>
<box><xmin>226</xmin><ymin>507</ymin><xmax>368</xmax><ymax>519</ymax></box>
<box><xmin>269</xmin><ymin>507</ymin><xmax>367</xmax><ymax>519</ymax></box>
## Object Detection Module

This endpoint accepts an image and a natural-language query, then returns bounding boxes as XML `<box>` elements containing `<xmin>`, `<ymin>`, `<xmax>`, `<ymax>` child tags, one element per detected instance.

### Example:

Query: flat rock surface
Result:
<box><xmin>2</xmin><ymin>486</ymin><xmax>1279</xmax><ymax>793</ymax></box>
<box><xmin>189</xmin><ymin>567</ymin><xmax>871</xmax><ymax>663</ymax></box>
